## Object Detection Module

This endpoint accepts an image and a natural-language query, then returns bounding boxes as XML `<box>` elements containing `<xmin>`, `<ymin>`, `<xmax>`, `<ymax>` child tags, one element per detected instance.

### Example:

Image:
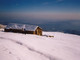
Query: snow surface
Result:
<box><xmin>0</xmin><ymin>31</ymin><xmax>80</xmax><ymax>60</ymax></box>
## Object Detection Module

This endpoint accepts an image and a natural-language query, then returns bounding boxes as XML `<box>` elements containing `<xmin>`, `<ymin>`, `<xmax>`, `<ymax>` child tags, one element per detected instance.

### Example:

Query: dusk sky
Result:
<box><xmin>0</xmin><ymin>0</ymin><xmax>80</xmax><ymax>24</ymax></box>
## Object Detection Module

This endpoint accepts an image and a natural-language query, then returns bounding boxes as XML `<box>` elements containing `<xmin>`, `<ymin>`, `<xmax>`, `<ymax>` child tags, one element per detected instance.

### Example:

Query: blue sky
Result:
<box><xmin>0</xmin><ymin>0</ymin><xmax>80</xmax><ymax>12</ymax></box>
<box><xmin>0</xmin><ymin>0</ymin><xmax>80</xmax><ymax>24</ymax></box>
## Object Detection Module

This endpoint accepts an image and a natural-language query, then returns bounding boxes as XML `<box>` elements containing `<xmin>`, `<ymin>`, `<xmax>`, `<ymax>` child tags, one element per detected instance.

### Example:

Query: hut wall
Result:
<box><xmin>5</xmin><ymin>29</ymin><xmax>34</xmax><ymax>34</ymax></box>
<box><xmin>35</xmin><ymin>27</ymin><xmax>42</xmax><ymax>36</ymax></box>
<box><xmin>25</xmin><ymin>31</ymin><xmax>34</xmax><ymax>34</ymax></box>
<box><xmin>5</xmin><ymin>29</ymin><xmax>25</xmax><ymax>33</ymax></box>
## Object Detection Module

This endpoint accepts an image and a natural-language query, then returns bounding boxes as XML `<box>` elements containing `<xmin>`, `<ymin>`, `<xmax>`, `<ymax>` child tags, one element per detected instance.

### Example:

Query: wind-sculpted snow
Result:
<box><xmin>0</xmin><ymin>31</ymin><xmax>80</xmax><ymax>60</ymax></box>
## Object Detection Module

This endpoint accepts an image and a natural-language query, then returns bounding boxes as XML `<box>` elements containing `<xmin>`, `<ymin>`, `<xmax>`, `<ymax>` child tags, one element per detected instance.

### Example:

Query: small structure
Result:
<box><xmin>5</xmin><ymin>23</ymin><xmax>42</xmax><ymax>36</ymax></box>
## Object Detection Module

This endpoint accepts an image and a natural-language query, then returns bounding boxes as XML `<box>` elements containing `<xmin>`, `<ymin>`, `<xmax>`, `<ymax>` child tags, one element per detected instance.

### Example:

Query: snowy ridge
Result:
<box><xmin>0</xmin><ymin>31</ymin><xmax>80</xmax><ymax>60</ymax></box>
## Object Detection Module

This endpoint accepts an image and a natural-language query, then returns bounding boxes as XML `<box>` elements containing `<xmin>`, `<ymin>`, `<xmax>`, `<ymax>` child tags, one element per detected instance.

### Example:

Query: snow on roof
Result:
<box><xmin>5</xmin><ymin>23</ymin><xmax>39</xmax><ymax>31</ymax></box>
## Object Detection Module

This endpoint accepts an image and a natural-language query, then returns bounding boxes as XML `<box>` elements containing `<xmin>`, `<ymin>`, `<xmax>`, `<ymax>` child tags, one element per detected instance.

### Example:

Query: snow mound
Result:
<box><xmin>0</xmin><ymin>31</ymin><xmax>80</xmax><ymax>60</ymax></box>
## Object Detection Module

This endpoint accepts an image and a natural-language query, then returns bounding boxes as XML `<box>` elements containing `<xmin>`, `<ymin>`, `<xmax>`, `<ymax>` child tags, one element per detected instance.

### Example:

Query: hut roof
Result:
<box><xmin>5</xmin><ymin>23</ymin><xmax>39</xmax><ymax>31</ymax></box>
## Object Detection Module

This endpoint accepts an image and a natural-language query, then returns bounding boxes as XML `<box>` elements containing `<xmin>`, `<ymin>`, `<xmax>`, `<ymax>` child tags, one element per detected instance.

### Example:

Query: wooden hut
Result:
<box><xmin>5</xmin><ymin>23</ymin><xmax>42</xmax><ymax>36</ymax></box>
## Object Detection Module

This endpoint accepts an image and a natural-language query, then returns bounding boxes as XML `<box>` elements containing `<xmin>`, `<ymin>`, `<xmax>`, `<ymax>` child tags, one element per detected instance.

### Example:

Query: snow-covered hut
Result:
<box><xmin>5</xmin><ymin>23</ymin><xmax>42</xmax><ymax>35</ymax></box>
